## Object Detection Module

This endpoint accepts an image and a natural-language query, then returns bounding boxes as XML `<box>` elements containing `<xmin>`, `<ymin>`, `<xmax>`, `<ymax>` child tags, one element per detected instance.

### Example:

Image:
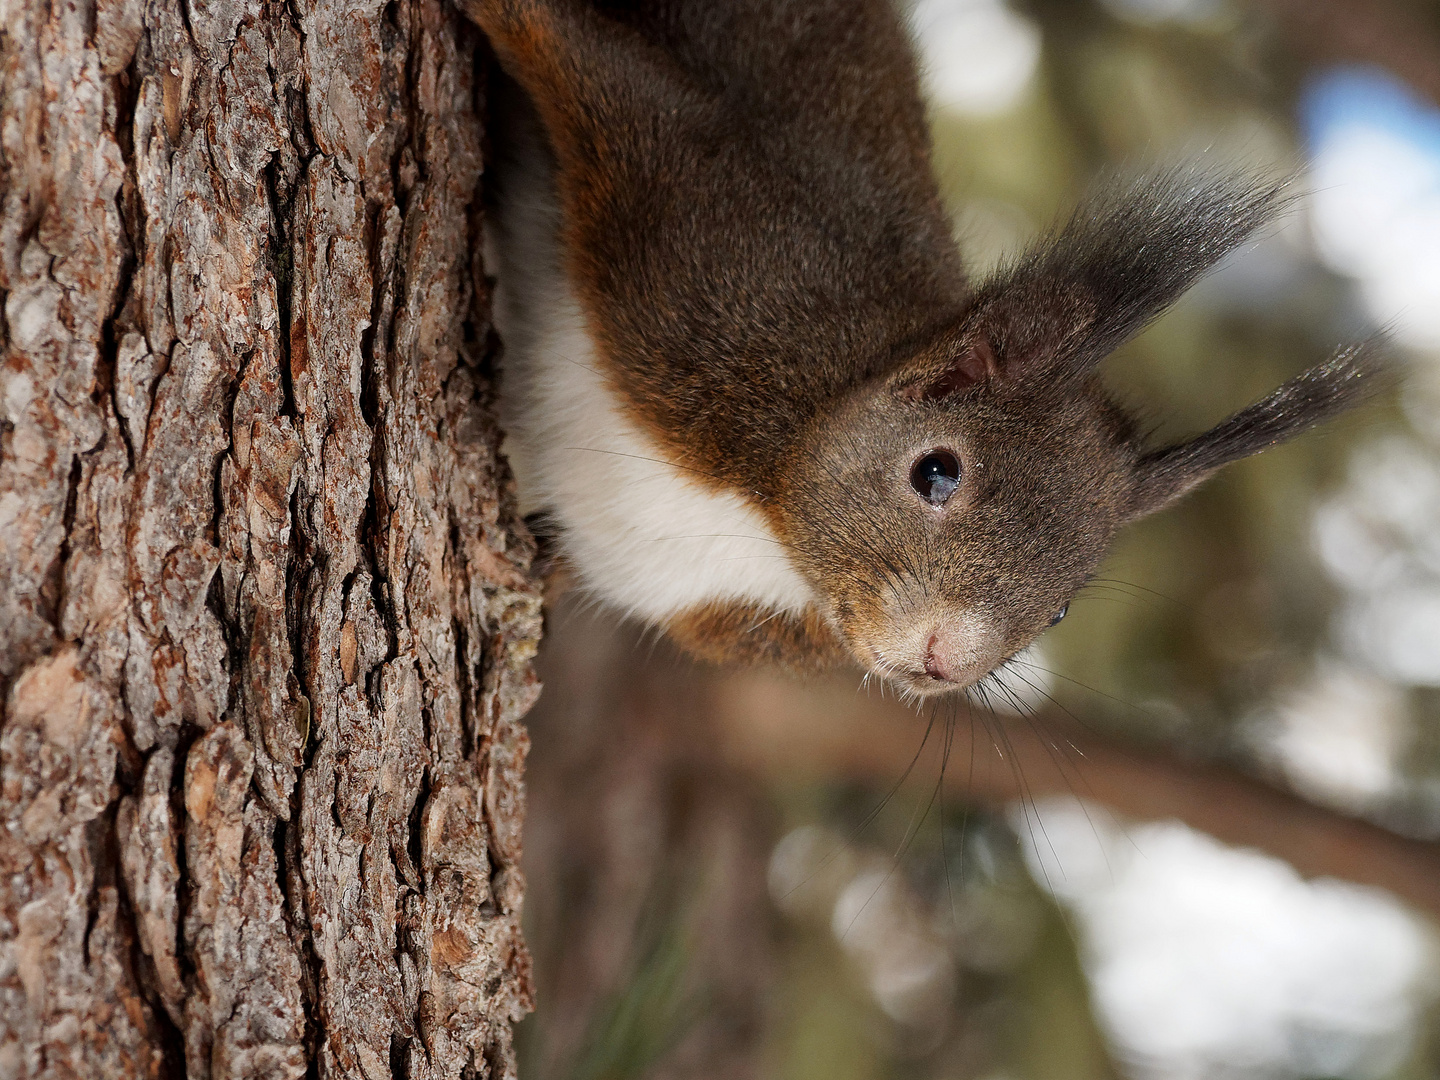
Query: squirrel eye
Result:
<box><xmin>909</xmin><ymin>450</ymin><xmax>962</xmax><ymax>507</ymax></box>
<box><xmin>1048</xmin><ymin>603</ymin><xmax>1069</xmax><ymax>627</ymax></box>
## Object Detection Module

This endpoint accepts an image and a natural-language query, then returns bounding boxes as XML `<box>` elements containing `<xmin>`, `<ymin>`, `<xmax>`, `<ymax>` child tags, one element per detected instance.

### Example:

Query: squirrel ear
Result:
<box><xmin>974</xmin><ymin>170</ymin><xmax>1291</xmax><ymax>380</ymax></box>
<box><xmin>897</xmin><ymin>339</ymin><xmax>999</xmax><ymax>402</ymax></box>
<box><xmin>1126</xmin><ymin>345</ymin><xmax>1385</xmax><ymax>517</ymax></box>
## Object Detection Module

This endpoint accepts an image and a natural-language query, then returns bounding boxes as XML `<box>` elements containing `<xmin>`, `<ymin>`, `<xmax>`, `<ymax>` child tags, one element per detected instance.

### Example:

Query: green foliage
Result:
<box><xmin>565</xmin><ymin>895</ymin><xmax>712</xmax><ymax>1080</ymax></box>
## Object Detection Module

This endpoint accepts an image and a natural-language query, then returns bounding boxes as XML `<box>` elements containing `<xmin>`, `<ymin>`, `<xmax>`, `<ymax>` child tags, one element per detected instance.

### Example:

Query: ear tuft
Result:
<box><xmin>1128</xmin><ymin>342</ymin><xmax>1390</xmax><ymax>516</ymax></box>
<box><xmin>970</xmin><ymin>168</ymin><xmax>1294</xmax><ymax>377</ymax></box>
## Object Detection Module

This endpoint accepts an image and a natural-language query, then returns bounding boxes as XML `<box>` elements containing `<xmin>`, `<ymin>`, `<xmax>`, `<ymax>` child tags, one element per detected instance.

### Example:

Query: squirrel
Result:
<box><xmin>466</xmin><ymin>0</ymin><xmax>1381</xmax><ymax>699</ymax></box>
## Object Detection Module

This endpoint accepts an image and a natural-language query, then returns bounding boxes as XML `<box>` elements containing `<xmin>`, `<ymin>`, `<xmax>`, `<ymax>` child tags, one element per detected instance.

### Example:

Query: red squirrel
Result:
<box><xmin>469</xmin><ymin>0</ymin><xmax>1380</xmax><ymax>699</ymax></box>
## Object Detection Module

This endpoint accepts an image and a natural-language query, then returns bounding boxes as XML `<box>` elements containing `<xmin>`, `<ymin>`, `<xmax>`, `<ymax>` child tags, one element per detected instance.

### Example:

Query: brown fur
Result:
<box><xmin>470</xmin><ymin>0</ymin><xmax>1383</xmax><ymax>693</ymax></box>
<box><xmin>666</xmin><ymin>601</ymin><xmax>850</xmax><ymax>670</ymax></box>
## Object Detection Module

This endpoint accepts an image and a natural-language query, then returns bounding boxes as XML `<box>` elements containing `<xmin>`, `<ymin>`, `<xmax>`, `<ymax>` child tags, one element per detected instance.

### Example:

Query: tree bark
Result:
<box><xmin>0</xmin><ymin>0</ymin><xmax>542</xmax><ymax>1074</ymax></box>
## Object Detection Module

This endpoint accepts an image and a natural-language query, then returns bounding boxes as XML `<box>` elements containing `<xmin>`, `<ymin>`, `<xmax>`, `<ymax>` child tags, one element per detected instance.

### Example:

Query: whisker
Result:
<box><xmin>1088</xmin><ymin>576</ymin><xmax>1184</xmax><ymax>605</ymax></box>
<box><xmin>779</xmin><ymin>707</ymin><xmax>940</xmax><ymax>902</ymax></box>
<box><xmin>746</xmin><ymin>609</ymin><xmax>785</xmax><ymax>634</ymax></box>
<box><xmin>640</xmin><ymin>532</ymin><xmax>802</xmax><ymax>552</ymax></box>
<box><xmin>937</xmin><ymin>698</ymin><xmax>961</xmax><ymax>927</ymax></box>
<box><xmin>839</xmin><ymin>717</ymin><xmax>952</xmax><ymax>943</ymax></box>
<box><xmin>561</xmin><ymin>445</ymin><xmax>766</xmax><ymax>498</ymax></box>
<box><xmin>1005</xmin><ymin>657</ymin><xmax>1151</xmax><ymax>719</ymax></box>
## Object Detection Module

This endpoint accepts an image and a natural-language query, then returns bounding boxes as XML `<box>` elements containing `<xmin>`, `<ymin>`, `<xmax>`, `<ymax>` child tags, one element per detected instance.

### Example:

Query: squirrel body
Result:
<box><xmin>497</xmin><ymin>297</ymin><xmax>817</xmax><ymax>627</ymax></box>
<box><xmin>474</xmin><ymin>0</ymin><xmax>1379</xmax><ymax>697</ymax></box>
<box><xmin>485</xmin><ymin>76</ymin><xmax>822</xmax><ymax>634</ymax></box>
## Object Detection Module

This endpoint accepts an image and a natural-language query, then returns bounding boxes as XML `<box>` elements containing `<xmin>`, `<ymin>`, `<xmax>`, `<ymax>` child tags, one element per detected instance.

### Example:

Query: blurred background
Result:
<box><xmin>512</xmin><ymin>2</ymin><xmax>1440</xmax><ymax>1077</ymax></box>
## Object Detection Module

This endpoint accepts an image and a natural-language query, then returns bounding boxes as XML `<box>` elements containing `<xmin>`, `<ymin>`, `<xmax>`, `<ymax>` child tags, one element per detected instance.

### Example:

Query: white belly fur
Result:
<box><xmin>487</xmin><ymin>162</ymin><xmax>816</xmax><ymax>625</ymax></box>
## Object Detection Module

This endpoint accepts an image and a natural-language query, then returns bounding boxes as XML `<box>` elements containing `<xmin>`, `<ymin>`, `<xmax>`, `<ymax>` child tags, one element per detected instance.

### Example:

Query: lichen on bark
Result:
<box><xmin>0</xmin><ymin>0</ymin><xmax>541</xmax><ymax>1072</ymax></box>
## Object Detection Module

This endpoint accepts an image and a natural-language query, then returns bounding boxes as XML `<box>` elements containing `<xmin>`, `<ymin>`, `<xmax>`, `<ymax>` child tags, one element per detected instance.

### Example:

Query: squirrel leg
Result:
<box><xmin>464</xmin><ymin>0</ymin><xmax>699</xmax><ymax>169</ymax></box>
<box><xmin>665</xmin><ymin>602</ymin><xmax>854</xmax><ymax>675</ymax></box>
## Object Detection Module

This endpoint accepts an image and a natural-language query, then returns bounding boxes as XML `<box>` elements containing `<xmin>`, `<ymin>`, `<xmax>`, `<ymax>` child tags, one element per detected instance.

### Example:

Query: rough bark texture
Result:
<box><xmin>0</xmin><ymin>0</ymin><xmax>542</xmax><ymax>1073</ymax></box>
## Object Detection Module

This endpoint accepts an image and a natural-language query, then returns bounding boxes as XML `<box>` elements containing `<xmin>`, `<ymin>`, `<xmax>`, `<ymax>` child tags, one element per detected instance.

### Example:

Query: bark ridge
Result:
<box><xmin>0</xmin><ymin>0</ymin><xmax>541</xmax><ymax>1073</ymax></box>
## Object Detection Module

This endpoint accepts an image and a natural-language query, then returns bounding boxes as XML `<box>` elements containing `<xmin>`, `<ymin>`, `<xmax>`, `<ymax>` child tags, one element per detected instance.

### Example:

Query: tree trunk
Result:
<box><xmin>0</xmin><ymin>0</ymin><xmax>542</xmax><ymax>1074</ymax></box>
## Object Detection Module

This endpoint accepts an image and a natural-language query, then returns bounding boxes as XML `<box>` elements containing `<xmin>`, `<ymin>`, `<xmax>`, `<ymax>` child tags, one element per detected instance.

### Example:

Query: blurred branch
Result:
<box><xmin>1257</xmin><ymin>0</ymin><xmax>1440</xmax><ymax>106</ymax></box>
<box><xmin>709</xmin><ymin>672</ymin><xmax>1440</xmax><ymax>921</ymax></box>
<box><xmin>522</xmin><ymin>620</ymin><xmax>777</xmax><ymax>1080</ymax></box>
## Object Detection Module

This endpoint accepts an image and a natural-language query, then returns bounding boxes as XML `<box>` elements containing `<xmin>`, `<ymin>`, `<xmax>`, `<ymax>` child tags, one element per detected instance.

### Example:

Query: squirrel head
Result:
<box><xmin>775</xmin><ymin>172</ymin><xmax>1381</xmax><ymax>699</ymax></box>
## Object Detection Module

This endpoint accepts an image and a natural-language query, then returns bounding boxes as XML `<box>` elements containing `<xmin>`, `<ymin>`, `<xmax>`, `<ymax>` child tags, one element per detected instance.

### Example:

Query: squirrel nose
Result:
<box><xmin>914</xmin><ymin>615</ymin><xmax>1001</xmax><ymax>687</ymax></box>
<box><xmin>923</xmin><ymin>633</ymin><xmax>963</xmax><ymax>683</ymax></box>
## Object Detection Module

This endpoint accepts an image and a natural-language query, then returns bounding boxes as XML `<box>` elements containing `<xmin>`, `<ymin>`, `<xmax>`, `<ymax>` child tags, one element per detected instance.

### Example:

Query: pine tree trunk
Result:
<box><xmin>0</xmin><ymin>0</ymin><xmax>542</xmax><ymax>1074</ymax></box>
